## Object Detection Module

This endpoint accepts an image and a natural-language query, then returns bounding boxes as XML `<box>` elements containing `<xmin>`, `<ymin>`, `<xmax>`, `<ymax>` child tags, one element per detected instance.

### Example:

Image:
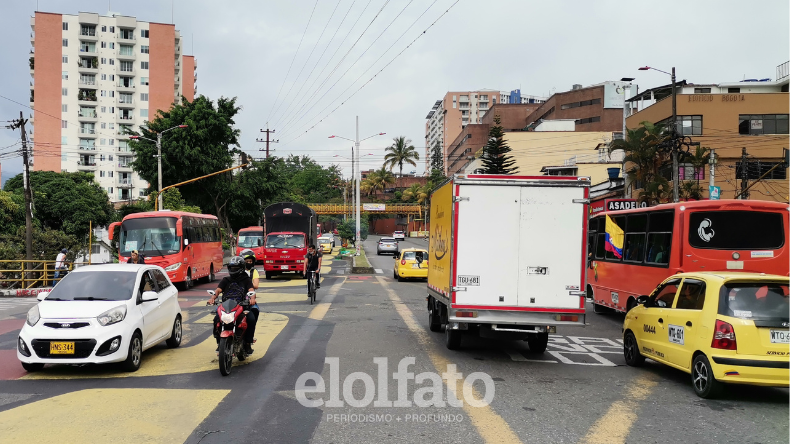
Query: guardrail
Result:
<box><xmin>0</xmin><ymin>260</ymin><xmax>75</xmax><ymax>289</ymax></box>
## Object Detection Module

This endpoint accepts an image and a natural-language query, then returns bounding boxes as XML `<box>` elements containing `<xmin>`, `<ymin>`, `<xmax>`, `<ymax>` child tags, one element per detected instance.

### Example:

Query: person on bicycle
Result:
<box><xmin>208</xmin><ymin>256</ymin><xmax>257</xmax><ymax>354</ymax></box>
<box><xmin>303</xmin><ymin>244</ymin><xmax>323</xmax><ymax>290</ymax></box>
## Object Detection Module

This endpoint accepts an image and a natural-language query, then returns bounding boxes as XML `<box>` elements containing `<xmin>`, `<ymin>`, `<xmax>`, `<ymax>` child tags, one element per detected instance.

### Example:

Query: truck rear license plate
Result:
<box><xmin>770</xmin><ymin>330</ymin><xmax>789</xmax><ymax>344</ymax></box>
<box><xmin>457</xmin><ymin>275</ymin><xmax>480</xmax><ymax>286</ymax></box>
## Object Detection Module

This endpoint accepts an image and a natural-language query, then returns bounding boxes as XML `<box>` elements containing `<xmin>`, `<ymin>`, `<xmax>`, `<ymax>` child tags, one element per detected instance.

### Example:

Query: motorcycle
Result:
<box><xmin>207</xmin><ymin>289</ymin><xmax>255</xmax><ymax>376</ymax></box>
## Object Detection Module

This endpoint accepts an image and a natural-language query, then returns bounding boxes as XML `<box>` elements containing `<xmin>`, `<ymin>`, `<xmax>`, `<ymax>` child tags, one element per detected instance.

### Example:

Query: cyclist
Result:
<box><xmin>208</xmin><ymin>256</ymin><xmax>257</xmax><ymax>354</ymax></box>
<box><xmin>303</xmin><ymin>244</ymin><xmax>323</xmax><ymax>291</ymax></box>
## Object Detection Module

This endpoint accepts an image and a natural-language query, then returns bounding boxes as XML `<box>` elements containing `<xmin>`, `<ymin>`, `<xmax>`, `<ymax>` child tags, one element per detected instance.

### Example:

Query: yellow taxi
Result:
<box><xmin>393</xmin><ymin>248</ymin><xmax>428</xmax><ymax>281</ymax></box>
<box><xmin>317</xmin><ymin>238</ymin><xmax>332</xmax><ymax>254</ymax></box>
<box><xmin>623</xmin><ymin>272</ymin><xmax>789</xmax><ymax>398</ymax></box>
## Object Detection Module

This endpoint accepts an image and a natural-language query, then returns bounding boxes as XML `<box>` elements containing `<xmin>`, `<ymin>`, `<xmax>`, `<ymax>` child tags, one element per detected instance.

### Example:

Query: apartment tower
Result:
<box><xmin>30</xmin><ymin>11</ymin><xmax>197</xmax><ymax>202</ymax></box>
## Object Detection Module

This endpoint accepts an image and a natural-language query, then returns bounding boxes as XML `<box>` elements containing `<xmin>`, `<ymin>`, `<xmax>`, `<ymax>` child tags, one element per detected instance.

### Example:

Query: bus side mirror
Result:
<box><xmin>184</xmin><ymin>239</ymin><xmax>189</xmax><ymax>246</ymax></box>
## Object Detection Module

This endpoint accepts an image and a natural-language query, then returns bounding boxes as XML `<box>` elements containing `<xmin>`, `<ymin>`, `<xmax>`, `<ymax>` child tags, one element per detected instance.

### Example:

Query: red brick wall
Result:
<box><xmin>182</xmin><ymin>55</ymin><xmax>195</xmax><ymax>102</ymax></box>
<box><xmin>33</xmin><ymin>12</ymin><xmax>63</xmax><ymax>172</ymax></box>
<box><xmin>148</xmin><ymin>23</ymin><xmax>175</xmax><ymax>119</ymax></box>
<box><xmin>525</xmin><ymin>85</ymin><xmax>624</xmax><ymax>132</ymax></box>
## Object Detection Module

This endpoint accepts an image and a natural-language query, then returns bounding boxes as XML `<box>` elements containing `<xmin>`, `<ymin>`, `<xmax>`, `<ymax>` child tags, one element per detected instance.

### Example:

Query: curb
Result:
<box><xmin>0</xmin><ymin>288</ymin><xmax>51</xmax><ymax>298</ymax></box>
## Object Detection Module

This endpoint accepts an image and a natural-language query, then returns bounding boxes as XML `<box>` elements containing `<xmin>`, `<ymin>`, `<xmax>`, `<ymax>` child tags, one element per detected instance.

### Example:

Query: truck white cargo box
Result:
<box><xmin>426</xmin><ymin>174</ymin><xmax>590</xmax><ymax>350</ymax></box>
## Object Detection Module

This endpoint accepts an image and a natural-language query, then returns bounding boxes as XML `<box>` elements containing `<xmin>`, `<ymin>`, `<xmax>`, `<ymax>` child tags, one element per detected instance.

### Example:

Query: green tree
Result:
<box><xmin>0</xmin><ymin>190</ymin><xmax>23</xmax><ymax>236</ymax></box>
<box><xmin>429</xmin><ymin>139</ymin><xmax>444</xmax><ymax>173</ymax></box>
<box><xmin>480</xmin><ymin>116</ymin><xmax>518</xmax><ymax>175</ymax></box>
<box><xmin>337</xmin><ymin>218</ymin><xmax>369</xmax><ymax>246</ymax></box>
<box><xmin>128</xmin><ymin>95</ymin><xmax>241</xmax><ymax>228</ymax></box>
<box><xmin>4</xmin><ymin>171</ymin><xmax>113</xmax><ymax>239</ymax></box>
<box><xmin>361</xmin><ymin>167</ymin><xmax>395</xmax><ymax>197</ymax></box>
<box><xmin>384</xmin><ymin>136</ymin><xmax>420</xmax><ymax>186</ymax></box>
<box><xmin>609</xmin><ymin>121</ymin><xmax>671</xmax><ymax>205</ymax></box>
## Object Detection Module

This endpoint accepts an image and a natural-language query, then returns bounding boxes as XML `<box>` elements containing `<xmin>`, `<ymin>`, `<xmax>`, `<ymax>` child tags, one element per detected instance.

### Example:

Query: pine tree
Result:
<box><xmin>481</xmin><ymin>115</ymin><xmax>518</xmax><ymax>175</ymax></box>
<box><xmin>430</xmin><ymin>140</ymin><xmax>444</xmax><ymax>173</ymax></box>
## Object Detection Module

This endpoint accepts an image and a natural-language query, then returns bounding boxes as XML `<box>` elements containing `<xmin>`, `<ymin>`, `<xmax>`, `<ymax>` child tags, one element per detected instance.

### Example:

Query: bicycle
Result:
<box><xmin>307</xmin><ymin>271</ymin><xmax>317</xmax><ymax>304</ymax></box>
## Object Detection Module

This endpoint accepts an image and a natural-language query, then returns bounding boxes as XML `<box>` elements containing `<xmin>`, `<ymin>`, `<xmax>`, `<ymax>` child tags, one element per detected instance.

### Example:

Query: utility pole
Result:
<box><xmin>8</xmin><ymin>112</ymin><xmax>34</xmax><ymax>261</ymax></box>
<box><xmin>257</xmin><ymin>124</ymin><xmax>279</xmax><ymax>159</ymax></box>
<box><xmin>355</xmin><ymin>116</ymin><xmax>361</xmax><ymax>257</ymax></box>
<box><xmin>709</xmin><ymin>148</ymin><xmax>716</xmax><ymax>190</ymax></box>
<box><xmin>739</xmin><ymin>147</ymin><xmax>749</xmax><ymax>200</ymax></box>
<box><xmin>670</xmin><ymin>67</ymin><xmax>679</xmax><ymax>203</ymax></box>
<box><xmin>156</xmin><ymin>132</ymin><xmax>163</xmax><ymax>210</ymax></box>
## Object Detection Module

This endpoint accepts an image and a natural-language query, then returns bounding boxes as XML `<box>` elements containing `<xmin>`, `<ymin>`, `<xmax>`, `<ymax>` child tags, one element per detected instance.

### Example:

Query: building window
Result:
<box><xmin>101</xmin><ymin>41</ymin><xmax>106</xmax><ymax>48</ymax></box>
<box><xmin>100</xmin><ymin>90</ymin><xmax>106</xmax><ymax>97</ymax></box>
<box><xmin>100</xmin><ymin>138</ymin><xmax>106</xmax><ymax>145</ymax></box>
<box><xmin>140</xmin><ymin>93</ymin><xmax>148</xmax><ymax>101</ymax></box>
<box><xmin>141</xmin><ymin>45</ymin><xmax>149</xmax><ymax>54</ymax></box>
<box><xmin>101</xmin><ymin>74</ymin><xmax>106</xmax><ymax>80</ymax></box>
<box><xmin>109</xmin><ymin>155</ymin><xmax>113</xmax><ymax>162</ymax></box>
<box><xmin>109</xmin><ymin>91</ymin><xmax>114</xmax><ymax>98</ymax></box>
<box><xmin>62</xmin><ymin>55</ymin><xmax>68</xmax><ymax>63</ymax></box>
<box><xmin>666</xmin><ymin>115</ymin><xmax>703</xmax><ymax>136</ymax></box>
<box><xmin>575</xmin><ymin>116</ymin><xmax>601</xmax><ymax>125</ymax></box>
<box><xmin>101</xmin><ymin>122</ymin><xmax>106</xmax><ymax>128</ymax></box>
<box><xmin>62</xmin><ymin>88</ymin><xmax>68</xmax><ymax>96</ymax></box>
<box><xmin>101</xmin><ymin>106</ymin><xmax>106</xmax><ymax>113</ymax></box>
<box><xmin>120</xmin><ymin>61</ymin><xmax>134</xmax><ymax>72</ymax></box>
<box><xmin>678</xmin><ymin>164</ymin><xmax>705</xmax><ymax>181</ymax></box>
<box><xmin>140</xmin><ymin>109</ymin><xmax>149</xmax><ymax>118</ymax></box>
<box><xmin>110</xmin><ymin>107</ymin><xmax>115</xmax><ymax>113</ymax></box>
<box><xmin>110</xmin><ymin>74</ymin><xmax>115</xmax><ymax>81</ymax></box>
<box><xmin>141</xmin><ymin>61</ymin><xmax>149</xmax><ymax>70</ymax></box>
<box><xmin>140</xmin><ymin>77</ymin><xmax>149</xmax><ymax>85</ymax></box>
<box><xmin>62</xmin><ymin>104</ymin><xmax>67</xmax><ymax>112</ymax></box>
<box><xmin>120</xmin><ymin>45</ymin><xmax>134</xmax><ymax>56</ymax></box>
<box><xmin>61</xmin><ymin>136</ymin><xmax>67</xmax><ymax>144</ymax></box>
<box><xmin>109</xmin><ymin>59</ymin><xmax>115</xmax><ymax>66</ymax></box>
<box><xmin>62</xmin><ymin>71</ymin><xmax>68</xmax><ymax>80</ymax></box>
<box><xmin>739</xmin><ymin>114</ymin><xmax>789</xmax><ymax>135</ymax></box>
<box><xmin>61</xmin><ymin>120</ymin><xmax>67</xmax><ymax>128</ymax></box>
<box><xmin>108</xmin><ymin>187</ymin><xmax>113</xmax><ymax>194</ymax></box>
<box><xmin>110</xmin><ymin>42</ymin><xmax>115</xmax><ymax>49</ymax></box>
<box><xmin>693</xmin><ymin>87</ymin><xmax>711</xmax><ymax>94</ymax></box>
<box><xmin>141</xmin><ymin>29</ymin><xmax>149</xmax><ymax>38</ymax></box>
<box><xmin>62</xmin><ymin>22</ymin><xmax>68</xmax><ymax>31</ymax></box>
<box><xmin>101</xmin><ymin>58</ymin><xmax>107</xmax><ymax>64</ymax></box>
<box><xmin>62</xmin><ymin>39</ymin><xmax>68</xmax><ymax>47</ymax></box>
<box><xmin>728</xmin><ymin>87</ymin><xmax>740</xmax><ymax>93</ymax></box>
<box><xmin>101</xmin><ymin>25</ymin><xmax>106</xmax><ymax>32</ymax></box>
<box><xmin>560</xmin><ymin>98</ymin><xmax>601</xmax><ymax>110</ymax></box>
<box><xmin>736</xmin><ymin>161</ymin><xmax>788</xmax><ymax>180</ymax></box>
<box><xmin>109</xmin><ymin>139</ymin><xmax>115</xmax><ymax>145</ymax></box>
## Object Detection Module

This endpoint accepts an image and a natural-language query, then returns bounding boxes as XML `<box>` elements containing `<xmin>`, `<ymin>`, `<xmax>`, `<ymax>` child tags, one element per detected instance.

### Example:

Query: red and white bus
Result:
<box><xmin>235</xmin><ymin>226</ymin><xmax>264</xmax><ymax>263</ymax></box>
<box><xmin>109</xmin><ymin>211</ymin><xmax>224</xmax><ymax>289</ymax></box>
<box><xmin>587</xmin><ymin>199</ymin><xmax>790</xmax><ymax>313</ymax></box>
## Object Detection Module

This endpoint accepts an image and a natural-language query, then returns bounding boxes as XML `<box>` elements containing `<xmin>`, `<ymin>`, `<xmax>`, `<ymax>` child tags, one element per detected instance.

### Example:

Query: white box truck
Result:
<box><xmin>426</xmin><ymin>174</ymin><xmax>590</xmax><ymax>351</ymax></box>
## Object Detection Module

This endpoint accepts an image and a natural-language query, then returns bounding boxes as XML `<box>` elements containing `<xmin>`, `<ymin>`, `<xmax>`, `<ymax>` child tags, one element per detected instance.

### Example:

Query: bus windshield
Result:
<box><xmin>238</xmin><ymin>231</ymin><xmax>264</xmax><ymax>248</ymax></box>
<box><xmin>689</xmin><ymin>211</ymin><xmax>784</xmax><ymax>250</ymax></box>
<box><xmin>266</xmin><ymin>234</ymin><xmax>306</xmax><ymax>249</ymax></box>
<box><xmin>120</xmin><ymin>217</ymin><xmax>180</xmax><ymax>256</ymax></box>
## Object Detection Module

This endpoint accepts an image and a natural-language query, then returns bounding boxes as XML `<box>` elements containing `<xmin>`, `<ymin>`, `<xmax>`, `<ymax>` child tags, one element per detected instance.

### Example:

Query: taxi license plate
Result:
<box><xmin>770</xmin><ymin>330</ymin><xmax>790</xmax><ymax>344</ymax></box>
<box><xmin>280</xmin><ymin>265</ymin><xmax>289</xmax><ymax>270</ymax></box>
<box><xmin>411</xmin><ymin>264</ymin><xmax>421</xmax><ymax>269</ymax></box>
<box><xmin>50</xmin><ymin>341</ymin><xmax>75</xmax><ymax>354</ymax></box>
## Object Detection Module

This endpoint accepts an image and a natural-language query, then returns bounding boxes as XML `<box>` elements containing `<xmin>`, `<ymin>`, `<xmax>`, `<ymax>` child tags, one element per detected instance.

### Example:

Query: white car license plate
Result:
<box><xmin>280</xmin><ymin>265</ymin><xmax>289</xmax><ymax>270</ymax></box>
<box><xmin>770</xmin><ymin>330</ymin><xmax>790</xmax><ymax>344</ymax></box>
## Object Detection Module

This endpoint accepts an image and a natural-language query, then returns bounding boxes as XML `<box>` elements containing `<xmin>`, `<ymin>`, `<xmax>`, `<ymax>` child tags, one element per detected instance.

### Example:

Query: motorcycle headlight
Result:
<box><xmin>26</xmin><ymin>305</ymin><xmax>40</xmax><ymax>327</ymax></box>
<box><xmin>97</xmin><ymin>305</ymin><xmax>127</xmax><ymax>326</ymax></box>
<box><xmin>220</xmin><ymin>311</ymin><xmax>236</xmax><ymax>324</ymax></box>
<box><xmin>165</xmin><ymin>262</ymin><xmax>182</xmax><ymax>271</ymax></box>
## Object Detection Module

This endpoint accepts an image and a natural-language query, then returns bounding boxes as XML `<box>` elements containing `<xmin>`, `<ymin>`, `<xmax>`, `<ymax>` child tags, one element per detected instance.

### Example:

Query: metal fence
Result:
<box><xmin>0</xmin><ymin>260</ymin><xmax>76</xmax><ymax>289</ymax></box>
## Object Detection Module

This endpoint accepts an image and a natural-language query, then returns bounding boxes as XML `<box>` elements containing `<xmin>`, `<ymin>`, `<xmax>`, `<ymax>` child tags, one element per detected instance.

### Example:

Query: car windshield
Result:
<box><xmin>318</xmin><ymin>239</ymin><xmax>330</xmax><ymax>244</ymax></box>
<box><xmin>47</xmin><ymin>271</ymin><xmax>137</xmax><ymax>301</ymax></box>
<box><xmin>689</xmin><ymin>211</ymin><xmax>784</xmax><ymax>250</ymax></box>
<box><xmin>238</xmin><ymin>231</ymin><xmax>263</xmax><ymax>248</ymax></box>
<box><xmin>120</xmin><ymin>217</ymin><xmax>180</xmax><ymax>256</ymax></box>
<box><xmin>266</xmin><ymin>234</ymin><xmax>305</xmax><ymax>249</ymax></box>
<box><xmin>720</xmin><ymin>282</ymin><xmax>789</xmax><ymax>320</ymax></box>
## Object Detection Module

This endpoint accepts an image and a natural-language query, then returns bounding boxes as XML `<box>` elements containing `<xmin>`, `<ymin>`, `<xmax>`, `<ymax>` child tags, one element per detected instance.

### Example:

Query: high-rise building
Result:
<box><xmin>424</xmin><ymin>89</ymin><xmax>546</xmax><ymax>174</ymax></box>
<box><xmin>29</xmin><ymin>11</ymin><xmax>197</xmax><ymax>202</ymax></box>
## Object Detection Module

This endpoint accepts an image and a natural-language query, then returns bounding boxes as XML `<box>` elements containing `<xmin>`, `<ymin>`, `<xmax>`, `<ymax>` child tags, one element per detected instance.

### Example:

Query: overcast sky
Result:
<box><xmin>1</xmin><ymin>0</ymin><xmax>788</xmax><ymax>184</ymax></box>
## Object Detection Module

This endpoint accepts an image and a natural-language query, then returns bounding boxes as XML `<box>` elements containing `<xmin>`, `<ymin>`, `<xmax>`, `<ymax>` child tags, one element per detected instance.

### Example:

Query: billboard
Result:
<box><xmin>603</xmin><ymin>81</ymin><xmax>636</xmax><ymax>109</ymax></box>
<box><xmin>362</xmin><ymin>203</ymin><xmax>386</xmax><ymax>211</ymax></box>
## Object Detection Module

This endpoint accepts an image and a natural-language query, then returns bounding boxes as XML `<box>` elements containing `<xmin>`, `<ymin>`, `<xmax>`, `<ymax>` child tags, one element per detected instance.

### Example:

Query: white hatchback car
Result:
<box><xmin>17</xmin><ymin>264</ymin><xmax>182</xmax><ymax>373</ymax></box>
<box><xmin>393</xmin><ymin>231</ymin><xmax>406</xmax><ymax>241</ymax></box>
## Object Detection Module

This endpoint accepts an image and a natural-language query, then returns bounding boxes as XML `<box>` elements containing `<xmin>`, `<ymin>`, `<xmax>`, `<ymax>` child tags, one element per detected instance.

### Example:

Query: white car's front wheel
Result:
<box><xmin>122</xmin><ymin>332</ymin><xmax>142</xmax><ymax>372</ymax></box>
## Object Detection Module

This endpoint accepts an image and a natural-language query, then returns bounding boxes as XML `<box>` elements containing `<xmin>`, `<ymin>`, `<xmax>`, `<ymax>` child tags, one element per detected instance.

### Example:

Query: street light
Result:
<box><xmin>328</xmin><ymin>123</ymin><xmax>385</xmax><ymax>256</ymax></box>
<box><xmin>639</xmin><ymin>65</ymin><xmax>678</xmax><ymax>202</ymax></box>
<box><xmin>130</xmin><ymin>124</ymin><xmax>188</xmax><ymax>210</ymax></box>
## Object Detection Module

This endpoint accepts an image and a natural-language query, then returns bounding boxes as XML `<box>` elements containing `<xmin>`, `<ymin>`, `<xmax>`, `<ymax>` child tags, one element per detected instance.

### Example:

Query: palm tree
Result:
<box><xmin>362</xmin><ymin>167</ymin><xmax>395</xmax><ymax>197</ymax></box>
<box><xmin>609</xmin><ymin>121</ymin><xmax>671</xmax><ymax>204</ymax></box>
<box><xmin>402</xmin><ymin>183</ymin><xmax>429</xmax><ymax>204</ymax></box>
<box><xmin>384</xmin><ymin>136</ymin><xmax>420</xmax><ymax>187</ymax></box>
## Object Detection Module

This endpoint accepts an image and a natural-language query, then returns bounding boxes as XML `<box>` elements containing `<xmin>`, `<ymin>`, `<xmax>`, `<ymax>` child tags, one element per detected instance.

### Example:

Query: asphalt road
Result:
<box><xmin>0</xmin><ymin>236</ymin><xmax>787</xmax><ymax>444</ymax></box>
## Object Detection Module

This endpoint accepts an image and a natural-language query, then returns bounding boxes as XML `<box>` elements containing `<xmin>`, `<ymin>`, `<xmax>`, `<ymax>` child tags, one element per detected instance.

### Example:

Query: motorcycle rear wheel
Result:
<box><xmin>219</xmin><ymin>337</ymin><xmax>233</xmax><ymax>376</ymax></box>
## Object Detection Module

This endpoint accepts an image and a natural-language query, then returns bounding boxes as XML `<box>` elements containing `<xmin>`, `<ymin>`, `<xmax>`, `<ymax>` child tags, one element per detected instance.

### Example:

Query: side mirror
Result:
<box><xmin>36</xmin><ymin>291</ymin><xmax>49</xmax><ymax>301</ymax></box>
<box><xmin>141</xmin><ymin>290</ymin><xmax>158</xmax><ymax>302</ymax></box>
<box><xmin>394</xmin><ymin>254</ymin><xmax>399</xmax><ymax>259</ymax></box>
<box><xmin>636</xmin><ymin>295</ymin><xmax>649</xmax><ymax>305</ymax></box>
<box><xmin>184</xmin><ymin>239</ymin><xmax>189</xmax><ymax>246</ymax></box>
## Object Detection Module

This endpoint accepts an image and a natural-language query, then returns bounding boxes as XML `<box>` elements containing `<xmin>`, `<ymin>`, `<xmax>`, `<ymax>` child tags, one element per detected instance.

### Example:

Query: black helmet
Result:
<box><xmin>227</xmin><ymin>256</ymin><xmax>246</xmax><ymax>278</ymax></box>
<box><xmin>240</xmin><ymin>249</ymin><xmax>255</xmax><ymax>261</ymax></box>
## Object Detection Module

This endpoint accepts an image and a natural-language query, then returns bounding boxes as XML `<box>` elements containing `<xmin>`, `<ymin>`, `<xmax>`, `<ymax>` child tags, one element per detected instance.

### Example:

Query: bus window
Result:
<box><xmin>646</xmin><ymin>233</ymin><xmax>671</xmax><ymax>265</ymax></box>
<box><xmin>595</xmin><ymin>233</ymin><xmax>606</xmax><ymax>259</ymax></box>
<box><xmin>624</xmin><ymin>214</ymin><xmax>647</xmax><ymax>263</ymax></box>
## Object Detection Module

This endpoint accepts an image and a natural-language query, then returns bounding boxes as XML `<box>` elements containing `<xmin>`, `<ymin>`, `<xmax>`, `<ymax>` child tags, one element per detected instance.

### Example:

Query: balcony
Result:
<box><xmin>77</xmin><ymin>59</ymin><xmax>98</xmax><ymax>74</ymax></box>
<box><xmin>79</xmin><ymin>28</ymin><xmax>98</xmax><ymax>42</ymax></box>
<box><xmin>77</xmin><ymin>90</ymin><xmax>98</xmax><ymax>105</ymax></box>
<box><xmin>117</xmin><ymin>50</ymin><xmax>136</xmax><ymax>61</ymax></box>
<box><xmin>118</xmin><ymin>115</ymin><xmax>135</xmax><ymax>123</ymax></box>
<box><xmin>117</xmin><ymin>145</ymin><xmax>133</xmax><ymax>153</ymax></box>
<box><xmin>118</xmin><ymin>97</ymin><xmax>135</xmax><ymax>108</ymax></box>
<box><xmin>78</xmin><ymin>78</ymin><xmax>98</xmax><ymax>89</ymax></box>
<box><xmin>77</xmin><ymin>161</ymin><xmax>97</xmax><ymax>169</ymax></box>
<box><xmin>117</xmin><ymin>32</ymin><xmax>136</xmax><ymax>44</ymax></box>
<box><xmin>117</xmin><ymin>162</ymin><xmax>133</xmax><ymax>170</ymax></box>
<box><xmin>118</xmin><ymin>178</ymin><xmax>133</xmax><ymax>188</ymax></box>
<box><xmin>79</xmin><ymin>145</ymin><xmax>96</xmax><ymax>151</ymax></box>
<box><xmin>117</xmin><ymin>65</ymin><xmax>136</xmax><ymax>76</ymax></box>
<box><xmin>79</xmin><ymin>128</ymin><xmax>98</xmax><ymax>138</ymax></box>
<box><xmin>77</xmin><ymin>110</ymin><xmax>97</xmax><ymax>122</ymax></box>
<box><xmin>78</xmin><ymin>46</ymin><xmax>97</xmax><ymax>55</ymax></box>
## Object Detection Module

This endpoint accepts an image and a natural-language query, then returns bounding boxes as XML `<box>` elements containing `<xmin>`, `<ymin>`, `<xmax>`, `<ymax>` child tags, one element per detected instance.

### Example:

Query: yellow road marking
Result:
<box><xmin>307</xmin><ymin>278</ymin><xmax>345</xmax><ymax>321</ymax></box>
<box><xmin>376</xmin><ymin>276</ymin><xmax>522</xmax><ymax>444</ymax></box>
<box><xmin>22</xmin><ymin>312</ymin><xmax>289</xmax><ymax>379</ymax></box>
<box><xmin>258</xmin><ymin>265</ymin><xmax>332</xmax><ymax>288</ymax></box>
<box><xmin>194</xmin><ymin>313</ymin><xmax>214</xmax><ymax>323</ymax></box>
<box><xmin>0</xmin><ymin>388</ymin><xmax>229</xmax><ymax>443</ymax></box>
<box><xmin>579</xmin><ymin>375</ymin><xmax>657</xmax><ymax>444</ymax></box>
<box><xmin>257</xmin><ymin>292</ymin><xmax>314</xmax><ymax>304</ymax></box>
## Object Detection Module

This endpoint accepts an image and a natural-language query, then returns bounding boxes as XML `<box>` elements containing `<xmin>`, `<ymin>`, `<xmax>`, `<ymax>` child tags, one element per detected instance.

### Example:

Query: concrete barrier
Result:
<box><xmin>0</xmin><ymin>288</ymin><xmax>51</xmax><ymax>298</ymax></box>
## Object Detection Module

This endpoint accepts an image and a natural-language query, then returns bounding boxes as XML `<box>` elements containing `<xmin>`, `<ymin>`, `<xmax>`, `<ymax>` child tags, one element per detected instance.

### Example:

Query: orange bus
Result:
<box><xmin>235</xmin><ymin>226</ymin><xmax>264</xmax><ymax>263</ymax></box>
<box><xmin>587</xmin><ymin>199</ymin><xmax>789</xmax><ymax>313</ymax></box>
<box><xmin>109</xmin><ymin>210</ymin><xmax>224</xmax><ymax>289</ymax></box>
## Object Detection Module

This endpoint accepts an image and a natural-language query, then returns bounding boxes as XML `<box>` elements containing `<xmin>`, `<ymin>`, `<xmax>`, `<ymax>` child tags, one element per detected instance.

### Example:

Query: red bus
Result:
<box><xmin>109</xmin><ymin>211</ymin><xmax>224</xmax><ymax>289</ymax></box>
<box><xmin>235</xmin><ymin>226</ymin><xmax>264</xmax><ymax>263</ymax></box>
<box><xmin>587</xmin><ymin>199</ymin><xmax>789</xmax><ymax>313</ymax></box>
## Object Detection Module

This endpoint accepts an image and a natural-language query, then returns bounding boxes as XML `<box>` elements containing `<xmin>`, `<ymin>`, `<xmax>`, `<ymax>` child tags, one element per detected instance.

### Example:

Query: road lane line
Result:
<box><xmin>578</xmin><ymin>375</ymin><xmax>657</xmax><ymax>444</ymax></box>
<box><xmin>308</xmin><ymin>278</ymin><xmax>345</xmax><ymax>320</ymax></box>
<box><xmin>503</xmin><ymin>349</ymin><xmax>558</xmax><ymax>363</ymax></box>
<box><xmin>377</xmin><ymin>276</ymin><xmax>522</xmax><ymax>444</ymax></box>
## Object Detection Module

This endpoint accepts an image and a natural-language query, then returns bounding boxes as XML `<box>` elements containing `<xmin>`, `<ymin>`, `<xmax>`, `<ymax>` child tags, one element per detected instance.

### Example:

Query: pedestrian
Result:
<box><xmin>127</xmin><ymin>250</ymin><xmax>146</xmax><ymax>264</ymax></box>
<box><xmin>53</xmin><ymin>248</ymin><xmax>67</xmax><ymax>285</ymax></box>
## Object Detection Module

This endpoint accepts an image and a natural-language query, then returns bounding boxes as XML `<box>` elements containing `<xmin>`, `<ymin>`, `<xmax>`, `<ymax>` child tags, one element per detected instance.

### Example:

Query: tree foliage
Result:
<box><xmin>429</xmin><ymin>139</ymin><xmax>444</xmax><ymax>173</ymax></box>
<box><xmin>337</xmin><ymin>218</ymin><xmax>369</xmax><ymax>246</ymax></box>
<box><xmin>480</xmin><ymin>116</ymin><xmax>518</xmax><ymax>175</ymax></box>
<box><xmin>4</xmin><ymin>171</ymin><xmax>113</xmax><ymax>239</ymax></box>
<box><xmin>384</xmin><ymin>136</ymin><xmax>420</xmax><ymax>181</ymax></box>
<box><xmin>609</xmin><ymin>121</ymin><xmax>672</xmax><ymax>204</ymax></box>
<box><xmin>361</xmin><ymin>167</ymin><xmax>395</xmax><ymax>196</ymax></box>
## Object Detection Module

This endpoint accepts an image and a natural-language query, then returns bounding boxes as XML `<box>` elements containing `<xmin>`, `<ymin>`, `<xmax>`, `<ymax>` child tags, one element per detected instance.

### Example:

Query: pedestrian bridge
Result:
<box><xmin>307</xmin><ymin>203</ymin><xmax>422</xmax><ymax>215</ymax></box>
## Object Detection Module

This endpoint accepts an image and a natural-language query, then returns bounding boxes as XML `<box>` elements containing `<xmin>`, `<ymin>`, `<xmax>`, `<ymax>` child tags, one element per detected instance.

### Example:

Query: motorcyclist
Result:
<box><xmin>208</xmin><ymin>256</ymin><xmax>257</xmax><ymax>354</ymax></box>
<box><xmin>240</xmin><ymin>248</ymin><xmax>261</xmax><ymax>328</ymax></box>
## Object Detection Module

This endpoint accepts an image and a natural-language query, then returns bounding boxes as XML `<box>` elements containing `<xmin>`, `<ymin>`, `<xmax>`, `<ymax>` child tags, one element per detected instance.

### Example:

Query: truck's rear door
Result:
<box><xmin>453</xmin><ymin>184</ymin><xmax>521</xmax><ymax>307</ymax></box>
<box><xmin>516</xmin><ymin>185</ymin><xmax>586</xmax><ymax>309</ymax></box>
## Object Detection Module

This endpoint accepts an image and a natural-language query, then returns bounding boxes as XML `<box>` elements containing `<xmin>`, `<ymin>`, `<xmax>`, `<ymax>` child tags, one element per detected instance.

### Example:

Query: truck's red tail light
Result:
<box><xmin>555</xmin><ymin>315</ymin><xmax>578</xmax><ymax>322</ymax></box>
<box><xmin>712</xmin><ymin>319</ymin><xmax>737</xmax><ymax>350</ymax></box>
<box><xmin>455</xmin><ymin>311</ymin><xmax>477</xmax><ymax>318</ymax></box>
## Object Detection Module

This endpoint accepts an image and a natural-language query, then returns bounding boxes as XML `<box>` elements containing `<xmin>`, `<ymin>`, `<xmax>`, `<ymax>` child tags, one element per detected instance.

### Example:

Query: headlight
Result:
<box><xmin>26</xmin><ymin>305</ymin><xmax>40</xmax><ymax>327</ymax></box>
<box><xmin>165</xmin><ymin>262</ymin><xmax>182</xmax><ymax>271</ymax></box>
<box><xmin>97</xmin><ymin>305</ymin><xmax>127</xmax><ymax>326</ymax></box>
<box><xmin>220</xmin><ymin>311</ymin><xmax>236</xmax><ymax>324</ymax></box>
